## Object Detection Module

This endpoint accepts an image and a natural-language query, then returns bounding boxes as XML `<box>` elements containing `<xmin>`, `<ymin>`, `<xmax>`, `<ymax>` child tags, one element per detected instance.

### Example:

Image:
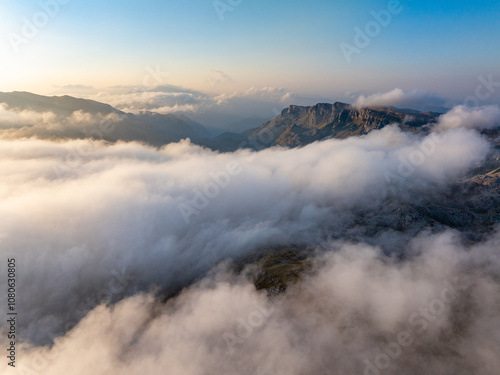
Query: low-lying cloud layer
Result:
<box><xmin>0</xmin><ymin>109</ymin><xmax>498</xmax><ymax>374</ymax></box>
<box><xmin>89</xmin><ymin>85</ymin><xmax>336</xmax><ymax>132</ymax></box>
<box><xmin>0</xmin><ymin>104</ymin><xmax>123</xmax><ymax>139</ymax></box>
<box><xmin>437</xmin><ymin>105</ymin><xmax>500</xmax><ymax>131</ymax></box>
<box><xmin>4</xmin><ymin>229</ymin><xmax>500</xmax><ymax>375</ymax></box>
<box><xmin>353</xmin><ymin>88</ymin><xmax>447</xmax><ymax>110</ymax></box>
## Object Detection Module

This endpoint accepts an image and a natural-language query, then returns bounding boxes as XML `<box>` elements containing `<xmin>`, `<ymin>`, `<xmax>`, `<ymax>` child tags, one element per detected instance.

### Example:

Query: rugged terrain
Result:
<box><xmin>202</xmin><ymin>102</ymin><xmax>441</xmax><ymax>151</ymax></box>
<box><xmin>2</xmin><ymin>91</ymin><xmax>498</xmax><ymax>251</ymax></box>
<box><xmin>1</xmin><ymin>92</ymin><xmax>443</xmax><ymax>151</ymax></box>
<box><xmin>0</xmin><ymin>91</ymin><xmax>210</xmax><ymax>145</ymax></box>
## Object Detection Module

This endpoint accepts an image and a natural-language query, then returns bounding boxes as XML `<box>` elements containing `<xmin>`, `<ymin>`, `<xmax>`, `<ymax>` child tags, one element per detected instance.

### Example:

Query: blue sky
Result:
<box><xmin>1</xmin><ymin>0</ymin><xmax>499</xmax><ymax>104</ymax></box>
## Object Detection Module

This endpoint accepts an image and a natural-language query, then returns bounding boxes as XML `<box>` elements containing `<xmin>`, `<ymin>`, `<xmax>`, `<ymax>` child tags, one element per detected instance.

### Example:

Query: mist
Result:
<box><xmin>3</xmin><ymin>230</ymin><xmax>500</xmax><ymax>375</ymax></box>
<box><xmin>0</xmin><ymin>112</ymin><xmax>498</xmax><ymax>374</ymax></box>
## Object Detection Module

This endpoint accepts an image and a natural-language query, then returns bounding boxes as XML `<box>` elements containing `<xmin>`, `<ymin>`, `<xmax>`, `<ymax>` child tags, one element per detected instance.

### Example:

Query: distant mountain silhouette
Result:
<box><xmin>0</xmin><ymin>92</ymin><xmax>210</xmax><ymax>145</ymax></box>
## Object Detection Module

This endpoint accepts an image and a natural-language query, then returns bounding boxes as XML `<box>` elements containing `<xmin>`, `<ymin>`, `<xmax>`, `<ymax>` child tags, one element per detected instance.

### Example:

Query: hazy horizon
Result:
<box><xmin>1</xmin><ymin>0</ymin><xmax>499</xmax><ymax>105</ymax></box>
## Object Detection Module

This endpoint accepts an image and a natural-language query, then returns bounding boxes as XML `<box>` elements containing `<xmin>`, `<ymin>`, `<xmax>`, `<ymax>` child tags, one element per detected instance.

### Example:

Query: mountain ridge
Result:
<box><xmin>250</xmin><ymin>101</ymin><xmax>440</xmax><ymax>148</ymax></box>
<box><xmin>201</xmin><ymin>101</ymin><xmax>441</xmax><ymax>151</ymax></box>
<box><xmin>1</xmin><ymin>91</ymin><xmax>494</xmax><ymax>155</ymax></box>
<box><xmin>0</xmin><ymin>91</ymin><xmax>210</xmax><ymax>145</ymax></box>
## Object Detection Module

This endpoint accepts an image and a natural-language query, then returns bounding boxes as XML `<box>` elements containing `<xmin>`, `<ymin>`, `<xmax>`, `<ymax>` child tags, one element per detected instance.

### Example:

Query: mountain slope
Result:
<box><xmin>0</xmin><ymin>91</ymin><xmax>120</xmax><ymax>116</ymax></box>
<box><xmin>195</xmin><ymin>102</ymin><xmax>441</xmax><ymax>151</ymax></box>
<box><xmin>0</xmin><ymin>92</ymin><xmax>210</xmax><ymax>146</ymax></box>
<box><xmin>248</xmin><ymin>102</ymin><xmax>440</xmax><ymax>148</ymax></box>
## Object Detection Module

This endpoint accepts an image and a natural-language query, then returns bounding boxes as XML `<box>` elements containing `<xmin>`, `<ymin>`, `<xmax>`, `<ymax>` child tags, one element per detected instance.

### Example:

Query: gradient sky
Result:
<box><xmin>1</xmin><ymin>0</ymin><xmax>499</xmax><ymax>103</ymax></box>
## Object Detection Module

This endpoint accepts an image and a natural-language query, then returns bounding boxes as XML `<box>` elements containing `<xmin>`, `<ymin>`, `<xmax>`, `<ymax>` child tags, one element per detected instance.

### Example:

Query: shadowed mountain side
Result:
<box><xmin>0</xmin><ymin>91</ymin><xmax>120</xmax><ymax>116</ymax></box>
<box><xmin>0</xmin><ymin>92</ymin><xmax>210</xmax><ymax>145</ymax></box>
<box><xmin>0</xmin><ymin>93</ymin><xmax>490</xmax><ymax>153</ymax></box>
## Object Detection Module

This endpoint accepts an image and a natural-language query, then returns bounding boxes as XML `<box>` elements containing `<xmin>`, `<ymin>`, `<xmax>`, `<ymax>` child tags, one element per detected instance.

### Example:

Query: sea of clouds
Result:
<box><xmin>0</xmin><ymin>105</ymin><xmax>499</xmax><ymax>374</ymax></box>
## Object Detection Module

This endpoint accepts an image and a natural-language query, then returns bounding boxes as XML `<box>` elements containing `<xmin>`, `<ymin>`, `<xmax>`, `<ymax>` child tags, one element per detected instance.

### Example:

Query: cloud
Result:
<box><xmin>3</xmin><ymin>229</ymin><xmax>500</xmax><ymax>375</ymax></box>
<box><xmin>353</xmin><ymin>88</ymin><xmax>446</xmax><ymax>109</ymax></box>
<box><xmin>0</xmin><ymin>105</ymin><xmax>124</xmax><ymax>139</ymax></box>
<box><xmin>207</xmin><ymin>70</ymin><xmax>233</xmax><ymax>87</ymax></box>
<box><xmin>52</xmin><ymin>85</ymin><xmax>97</xmax><ymax>96</ymax></box>
<box><xmin>0</xmin><ymin>124</ymin><xmax>491</xmax><ymax>340</ymax></box>
<box><xmin>436</xmin><ymin>105</ymin><xmax>500</xmax><ymax>131</ymax></box>
<box><xmin>86</xmin><ymin>85</ymin><xmax>333</xmax><ymax>131</ymax></box>
<box><xmin>0</xmin><ymin>120</ymin><xmax>497</xmax><ymax>374</ymax></box>
<box><xmin>93</xmin><ymin>90</ymin><xmax>206</xmax><ymax>114</ymax></box>
<box><xmin>0</xmin><ymin>104</ymin><xmax>57</xmax><ymax>128</ymax></box>
<box><xmin>0</xmin><ymin>86</ymin><xmax>329</xmax><ymax>136</ymax></box>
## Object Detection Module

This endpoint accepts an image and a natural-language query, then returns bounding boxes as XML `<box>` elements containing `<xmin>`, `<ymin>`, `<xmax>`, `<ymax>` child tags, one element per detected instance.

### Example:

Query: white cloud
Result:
<box><xmin>207</xmin><ymin>70</ymin><xmax>233</xmax><ymax>87</ymax></box>
<box><xmin>92</xmin><ymin>90</ymin><xmax>208</xmax><ymax>114</ymax></box>
<box><xmin>0</xmin><ymin>125</ymin><xmax>491</xmax><ymax>339</ymax></box>
<box><xmin>85</xmin><ymin>85</ymin><xmax>332</xmax><ymax>131</ymax></box>
<box><xmin>436</xmin><ymin>105</ymin><xmax>500</xmax><ymax>130</ymax></box>
<box><xmin>0</xmin><ymin>105</ymin><xmax>123</xmax><ymax>139</ymax></box>
<box><xmin>51</xmin><ymin>85</ymin><xmax>98</xmax><ymax>96</ymax></box>
<box><xmin>353</xmin><ymin>88</ymin><xmax>446</xmax><ymax>109</ymax></box>
<box><xmin>0</xmin><ymin>123</ymin><xmax>496</xmax><ymax>374</ymax></box>
<box><xmin>0</xmin><ymin>104</ymin><xmax>57</xmax><ymax>127</ymax></box>
<box><xmin>3</xmin><ymin>229</ymin><xmax>500</xmax><ymax>375</ymax></box>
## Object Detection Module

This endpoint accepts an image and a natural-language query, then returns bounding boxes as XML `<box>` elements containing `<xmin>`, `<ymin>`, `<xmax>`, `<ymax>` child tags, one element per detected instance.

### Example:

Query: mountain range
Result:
<box><xmin>0</xmin><ymin>91</ymin><xmax>441</xmax><ymax>150</ymax></box>
<box><xmin>203</xmin><ymin>102</ymin><xmax>441</xmax><ymax>151</ymax></box>
<box><xmin>2</xmin><ymin>91</ymin><xmax>498</xmax><ymax>189</ymax></box>
<box><xmin>0</xmin><ymin>92</ymin><xmax>210</xmax><ymax>146</ymax></box>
